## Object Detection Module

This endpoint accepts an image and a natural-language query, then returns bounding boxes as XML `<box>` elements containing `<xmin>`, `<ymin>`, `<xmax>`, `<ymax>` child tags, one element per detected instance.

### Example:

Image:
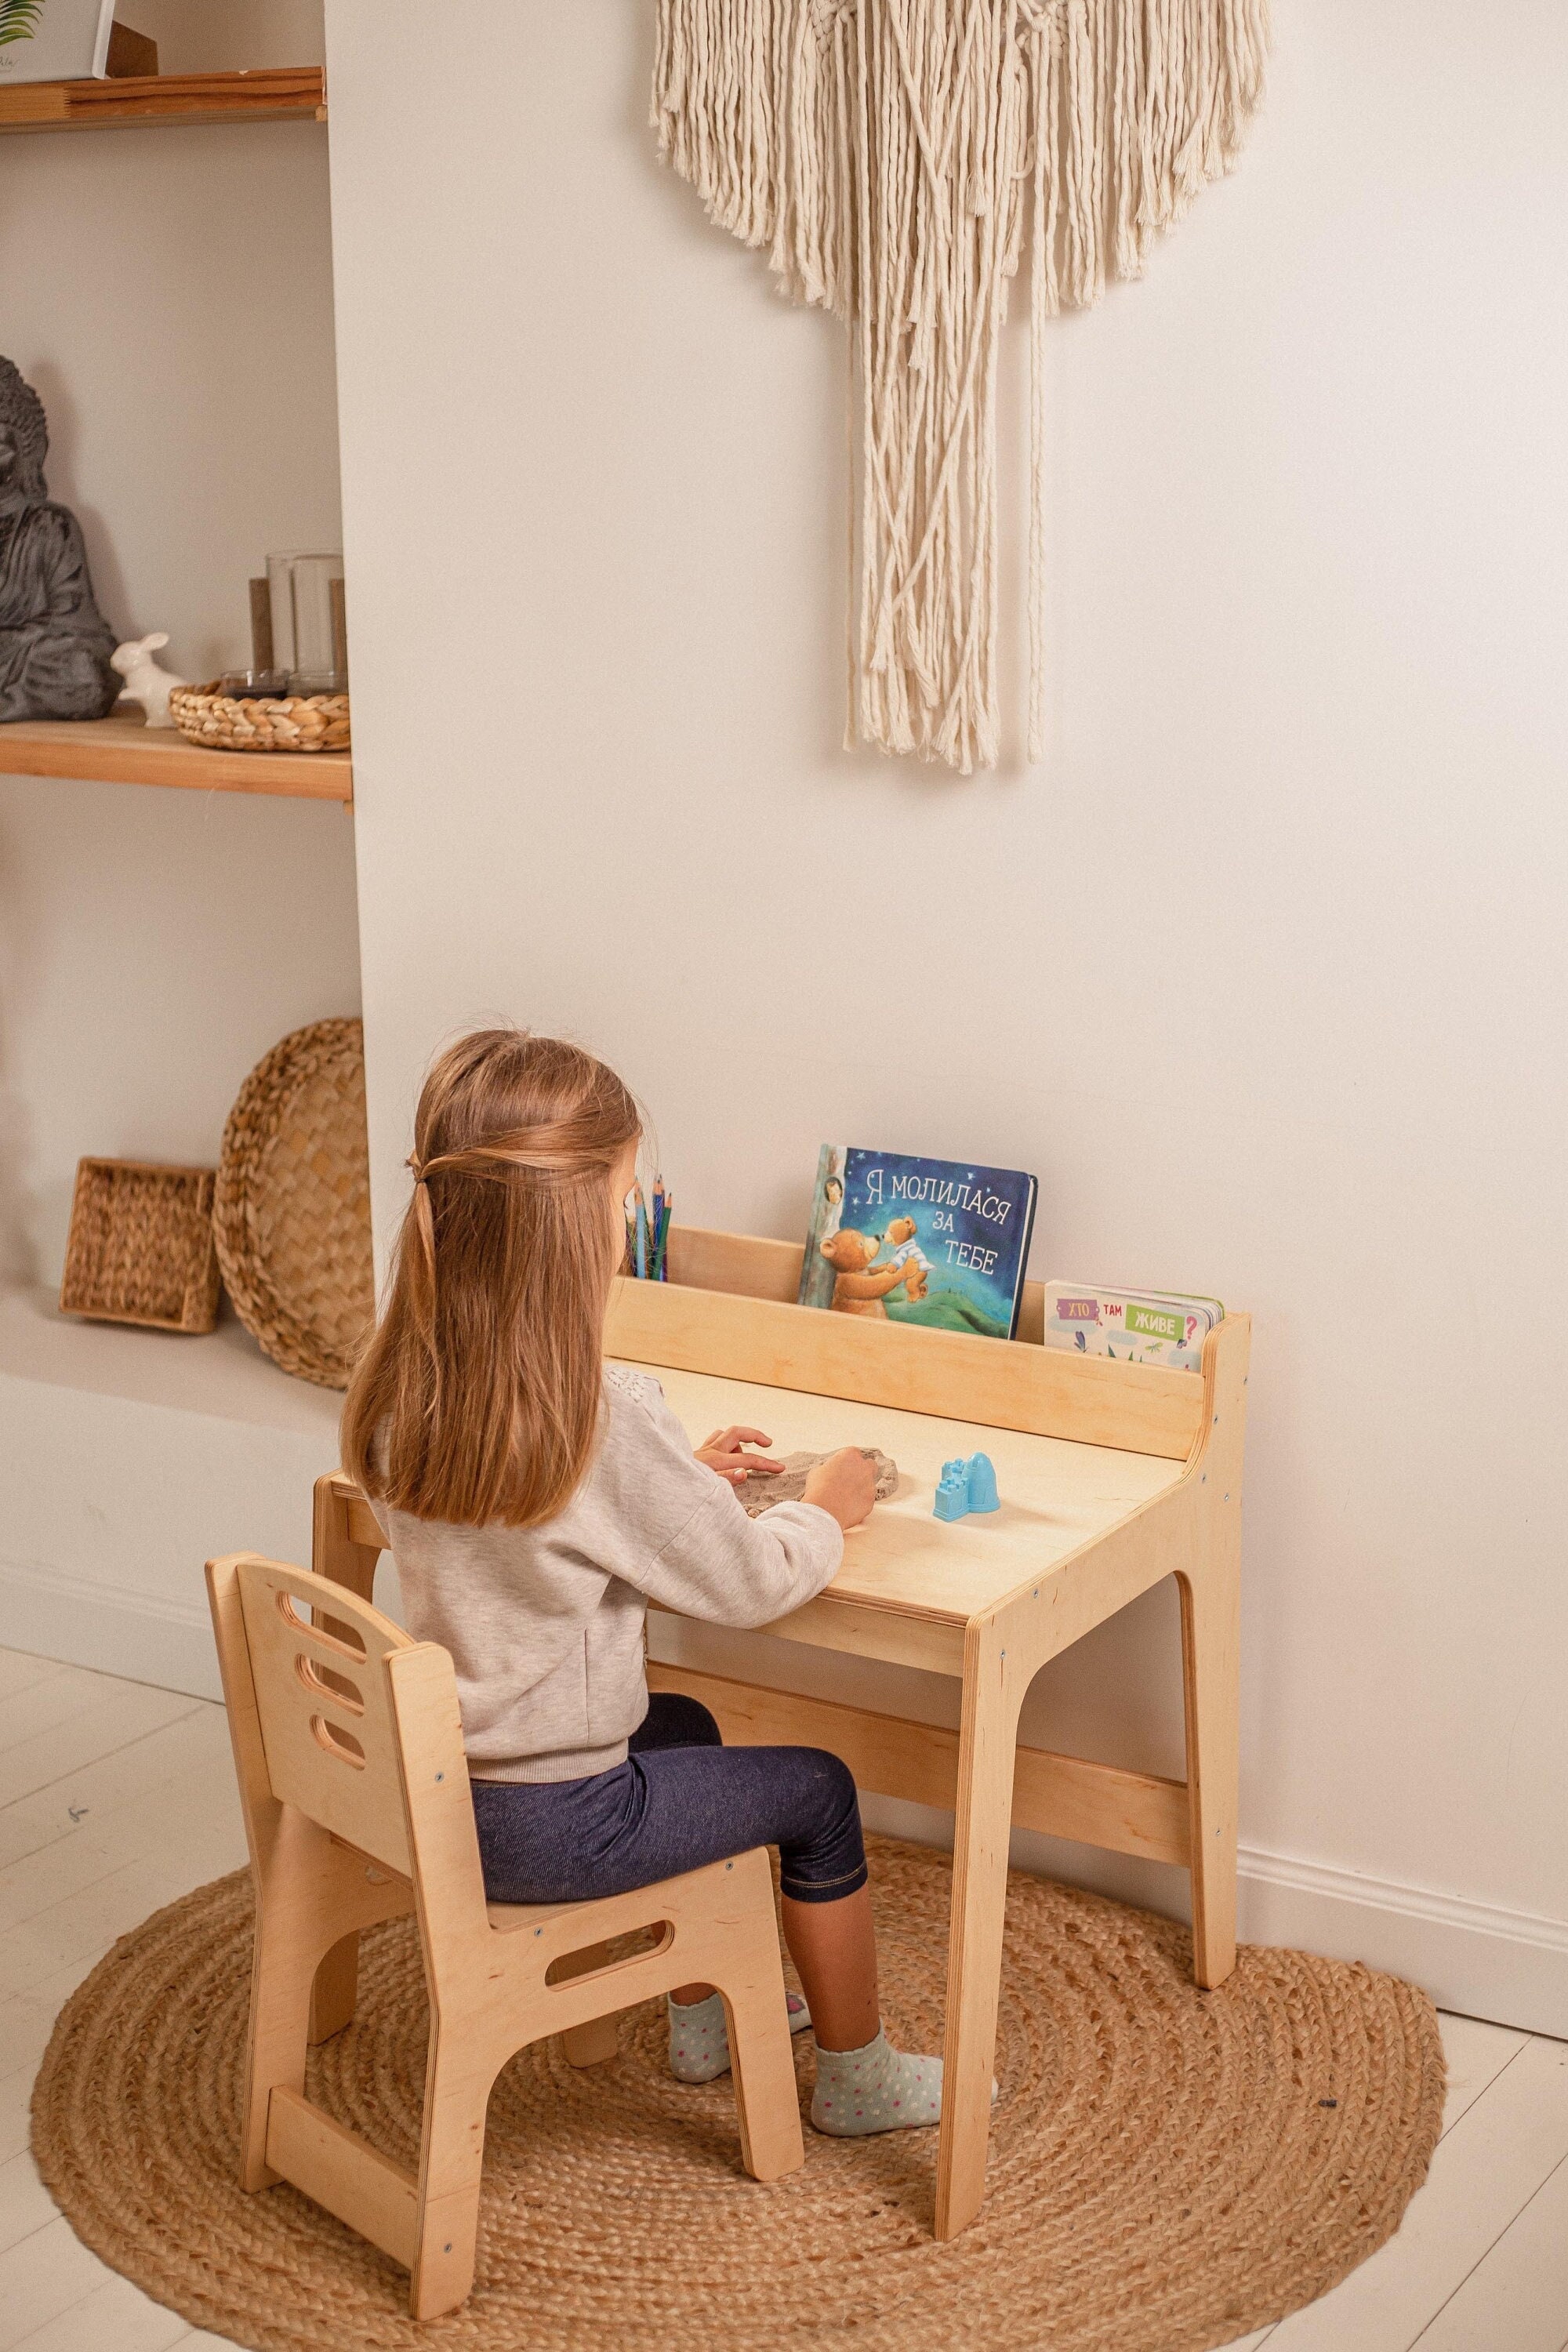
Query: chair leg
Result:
<box><xmin>721</xmin><ymin>1975</ymin><xmax>805</xmax><ymax>2183</ymax></box>
<box><xmin>1178</xmin><ymin>1556</ymin><xmax>1241</xmax><ymax>1990</ymax></box>
<box><xmin>552</xmin><ymin>1937</ymin><xmax>626</xmax><ymax>2067</ymax></box>
<box><xmin>717</xmin><ymin>1866</ymin><xmax>805</xmax><ymax>2186</ymax></box>
<box><xmin>410</xmin><ymin>2025</ymin><xmax>493</xmax><ymax>2321</ymax></box>
<box><xmin>242</xmin><ymin>1815</ymin><xmax>379</xmax><ymax>2188</ymax></box>
<box><xmin>309</xmin><ymin>1930</ymin><xmax>360</xmax><ymax>2044</ymax></box>
<box><xmin>241</xmin><ymin>1895</ymin><xmax>319</xmax><ymax>2192</ymax></box>
<box><xmin>561</xmin><ymin>2012</ymin><xmax>623</xmax><ymax>2067</ymax></box>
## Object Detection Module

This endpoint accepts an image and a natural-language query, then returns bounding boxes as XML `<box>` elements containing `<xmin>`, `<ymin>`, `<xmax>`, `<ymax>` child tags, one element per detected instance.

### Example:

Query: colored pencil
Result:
<box><xmin>622</xmin><ymin>1180</ymin><xmax>673</xmax><ymax>1278</ymax></box>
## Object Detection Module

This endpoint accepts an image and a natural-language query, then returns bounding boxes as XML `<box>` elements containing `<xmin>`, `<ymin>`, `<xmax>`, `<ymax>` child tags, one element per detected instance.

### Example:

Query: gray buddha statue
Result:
<box><xmin>0</xmin><ymin>356</ymin><xmax>118</xmax><ymax>723</ymax></box>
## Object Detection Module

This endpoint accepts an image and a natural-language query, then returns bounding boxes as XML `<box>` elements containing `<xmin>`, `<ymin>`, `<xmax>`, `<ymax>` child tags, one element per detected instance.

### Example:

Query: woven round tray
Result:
<box><xmin>169</xmin><ymin>681</ymin><xmax>350</xmax><ymax>753</ymax></box>
<box><xmin>214</xmin><ymin>1018</ymin><xmax>375</xmax><ymax>1388</ymax></box>
<box><xmin>29</xmin><ymin>1837</ymin><xmax>1445</xmax><ymax>2352</ymax></box>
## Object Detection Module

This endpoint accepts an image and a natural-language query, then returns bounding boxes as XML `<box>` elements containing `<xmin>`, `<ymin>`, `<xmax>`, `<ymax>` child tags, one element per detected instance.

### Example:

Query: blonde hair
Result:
<box><xmin>342</xmin><ymin>1029</ymin><xmax>639</xmax><ymax>1528</ymax></box>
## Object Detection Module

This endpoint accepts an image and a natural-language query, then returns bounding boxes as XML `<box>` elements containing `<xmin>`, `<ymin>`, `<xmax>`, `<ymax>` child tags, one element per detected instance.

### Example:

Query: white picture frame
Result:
<box><xmin>0</xmin><ymin>0</ymin><xmax>118</xmax><ymax>85</ymax></box>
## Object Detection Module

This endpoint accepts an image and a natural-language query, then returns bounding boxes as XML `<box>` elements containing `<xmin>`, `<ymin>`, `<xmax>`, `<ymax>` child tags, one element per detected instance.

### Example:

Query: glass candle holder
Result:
<box><xmin>267</xmin><ymin>552</ymin><xmax>347</xmax><ymax>695</ymax></box>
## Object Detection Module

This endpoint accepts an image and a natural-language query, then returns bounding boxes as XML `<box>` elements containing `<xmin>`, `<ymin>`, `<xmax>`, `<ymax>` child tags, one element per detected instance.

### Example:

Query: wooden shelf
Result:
<box><xmin>0</xmin><ymin>67</ymin><xmax>326</xmax><ymax>135</ymax></box>
<box><xmin>0</xmin><ymin>711</ymin><xmax>352</xmax><ymax>802</ymax></box>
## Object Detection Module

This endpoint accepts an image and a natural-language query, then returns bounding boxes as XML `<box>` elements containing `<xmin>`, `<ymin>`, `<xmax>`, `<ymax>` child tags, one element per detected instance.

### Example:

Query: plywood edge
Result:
<box><xmin>343</xmin><ymin>1489</ymin><xmax>384</xmax><ymax>1554</ymax></box>
<box><xmin>607</xmin><ymin>1270</ymin><xmax>1203</xmax><ymax>1459</ymax></box>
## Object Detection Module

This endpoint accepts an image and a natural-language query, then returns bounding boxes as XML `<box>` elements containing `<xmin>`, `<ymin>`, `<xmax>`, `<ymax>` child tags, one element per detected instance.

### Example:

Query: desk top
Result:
<box><xmin>616</xmin><ymin>1355</ymin><xmax>1186</xmax><ymax>1628</ymax></box>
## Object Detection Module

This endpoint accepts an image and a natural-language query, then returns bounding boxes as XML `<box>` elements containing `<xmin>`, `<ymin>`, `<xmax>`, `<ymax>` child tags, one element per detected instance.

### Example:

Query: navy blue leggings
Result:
<box><xmin>469</xmin><ymin>1693</ymin><xmax>867</xmax><ymax>1907</ymax></box>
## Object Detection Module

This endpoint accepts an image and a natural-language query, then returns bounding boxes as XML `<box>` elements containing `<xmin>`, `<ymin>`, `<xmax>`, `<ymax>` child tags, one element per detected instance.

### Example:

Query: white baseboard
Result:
<box><xmin>1236</xmin><ymin>1843</ymin><xmax>1568</xmax><ymax>2042</ymax></box>
<box><xmin>0</xmin><ymin>1555</ymin><xmax>222</xmax><ymax>1702</ymax></box>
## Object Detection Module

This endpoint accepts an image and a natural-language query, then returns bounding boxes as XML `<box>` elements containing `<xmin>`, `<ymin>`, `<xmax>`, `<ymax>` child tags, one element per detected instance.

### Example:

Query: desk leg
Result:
<box><xmin>935</xmin><ymin>1625</ymin><xmax>1018</xmax><ymax>2241</ymax></box>
<box><xmin>1178</xmin><ymin>1555</ymin><xmax>1240</xmax><ymax>1990</ymax></box>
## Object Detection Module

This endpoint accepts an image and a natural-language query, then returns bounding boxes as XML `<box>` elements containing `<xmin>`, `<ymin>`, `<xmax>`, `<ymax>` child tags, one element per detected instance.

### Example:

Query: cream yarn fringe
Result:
<box><xmin>653</xmin><ymin>0</ymin><xmax>1269</xmax><ymax>772</ymax></box>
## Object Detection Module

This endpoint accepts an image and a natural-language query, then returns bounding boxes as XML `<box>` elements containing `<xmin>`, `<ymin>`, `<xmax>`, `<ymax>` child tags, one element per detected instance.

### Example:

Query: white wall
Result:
<box><xmin>0</xmin><ymin>778</ymin><xmax>360</xmax><ymax>1279</ymax></box>
<box><xmin>325</xmin><ymin>1</ymin><xmax>1568</xmax><ymax>2029</ymax></box>
<box><xmin>0</xmin><ymin>1287</ymin><xmax>343</xmax><ymax>1700</ymax></box>
<box><xmin>0</xmin><ymin>0</ymin><xmax>354</xmax><ymax>1283</ymax></box>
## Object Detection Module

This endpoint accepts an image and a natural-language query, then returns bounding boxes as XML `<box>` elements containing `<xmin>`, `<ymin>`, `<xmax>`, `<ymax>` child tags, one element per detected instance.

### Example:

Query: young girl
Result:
<box><xmin>342</xmin><ymin>1028</ymin><xmax>944</xmax><ymax>2135</ymax></box>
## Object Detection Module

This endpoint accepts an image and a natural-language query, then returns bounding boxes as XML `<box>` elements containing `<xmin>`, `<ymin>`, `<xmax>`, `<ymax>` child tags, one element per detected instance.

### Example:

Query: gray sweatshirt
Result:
<box><xmin>370</xmin><ymin>1367</ymin><xmax>844</xmax><ymax>1783</ymax></box>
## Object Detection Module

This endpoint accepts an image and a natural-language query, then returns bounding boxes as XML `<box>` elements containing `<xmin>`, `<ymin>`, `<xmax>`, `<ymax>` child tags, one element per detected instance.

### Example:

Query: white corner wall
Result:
<box><xmin>324</xmin><ymin>0</ymin><xmax>1568</xmax><ymax>2031</ymax></box>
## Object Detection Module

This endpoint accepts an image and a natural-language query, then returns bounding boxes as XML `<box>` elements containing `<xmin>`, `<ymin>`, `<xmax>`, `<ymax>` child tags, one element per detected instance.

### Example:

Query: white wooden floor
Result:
<box><xmin>0</xmin><ymin>1645</ymin><xmax>1565</xmax><ymax>2352</ymax></box>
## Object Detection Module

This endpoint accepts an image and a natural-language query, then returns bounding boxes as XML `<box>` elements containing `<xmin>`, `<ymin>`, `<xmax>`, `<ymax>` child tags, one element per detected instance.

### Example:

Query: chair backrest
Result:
<box><xmin>235</xmin><ymin>1555</ymin><xmax>424</xmax><ymax>1879</ymax></box>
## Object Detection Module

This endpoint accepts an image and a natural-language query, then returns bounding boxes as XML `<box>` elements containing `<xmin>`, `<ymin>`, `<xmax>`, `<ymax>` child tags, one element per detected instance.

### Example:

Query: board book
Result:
<box><xmin>0</xmin><ymin>0</ymin><xmax>117</xmax><ymax>84</ymax></box>
<box><xmin>799</xmin><ymin>1146</ymin><xmax>1037</xmax><ymax>1340</ymax></box>
<box><xmin>1043</xmin><ymin>1281</ymin><xmax>1225</xmax><ymax>1373</ymax></box>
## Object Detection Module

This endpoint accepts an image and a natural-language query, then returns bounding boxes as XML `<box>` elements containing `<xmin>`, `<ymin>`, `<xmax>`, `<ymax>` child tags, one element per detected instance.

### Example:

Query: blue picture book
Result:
<box><xmin>798</xmin><ymin>1146</ymin><xmax>1038</xmax><ymax>1340</ymax></box>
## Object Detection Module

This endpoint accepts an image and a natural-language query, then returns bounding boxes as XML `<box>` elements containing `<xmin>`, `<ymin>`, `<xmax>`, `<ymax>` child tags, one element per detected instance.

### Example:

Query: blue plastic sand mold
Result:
<box><xmin>932</xmin><ymin>1452</ymin><xmax>1000</xmax><ymax>1521</ymax></box>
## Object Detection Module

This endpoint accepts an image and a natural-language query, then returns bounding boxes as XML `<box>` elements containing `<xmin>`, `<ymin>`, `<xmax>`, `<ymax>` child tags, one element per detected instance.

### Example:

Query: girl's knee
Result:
<box><xmin>779</xmin><ymin>1748</ymin><xmax>866</xmax><ymax>1904</ymax></box>
<box><xmin>799</xmin><ymin>1746</ymin><xmax>860</xmax><ymax>1824</ymax></box>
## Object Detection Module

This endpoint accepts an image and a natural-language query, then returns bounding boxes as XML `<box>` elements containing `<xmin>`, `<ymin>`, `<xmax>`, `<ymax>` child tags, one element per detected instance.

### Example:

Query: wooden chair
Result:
<box><xmin>205</xmin><ymin>1552</ymin><xmax>805</xmax><ymax>2321</ymax></box>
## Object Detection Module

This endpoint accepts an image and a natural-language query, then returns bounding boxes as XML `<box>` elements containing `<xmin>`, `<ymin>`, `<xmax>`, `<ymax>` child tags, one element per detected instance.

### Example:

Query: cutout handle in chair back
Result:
<box><xmin>236</xmin><ymin>1557</ymin><xmax>420</xmax><ymax>1879</ymax></box>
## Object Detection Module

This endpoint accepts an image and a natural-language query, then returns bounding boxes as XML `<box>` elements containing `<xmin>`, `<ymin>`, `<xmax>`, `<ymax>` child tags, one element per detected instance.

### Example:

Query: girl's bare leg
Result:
<box><xmin>780</xmin><ymin>1886</ymin><xmax>879</xmax><ymax>2052</ymax></box>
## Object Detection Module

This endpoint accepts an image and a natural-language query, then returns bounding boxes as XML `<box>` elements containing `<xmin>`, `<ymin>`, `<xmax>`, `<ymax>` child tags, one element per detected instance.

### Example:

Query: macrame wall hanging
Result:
<box><xmin>652</xmin><ymin>0</ymin><xmax>1269</xmax><ymax>773</ymax></box>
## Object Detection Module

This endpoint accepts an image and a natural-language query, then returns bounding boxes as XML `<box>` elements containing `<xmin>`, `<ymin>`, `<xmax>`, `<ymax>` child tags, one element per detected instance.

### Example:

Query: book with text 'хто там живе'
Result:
<box><xmin>1043</xmin><ymin>1282</ymin><xmax>1225</xmax><ymax>1372</ymax></box>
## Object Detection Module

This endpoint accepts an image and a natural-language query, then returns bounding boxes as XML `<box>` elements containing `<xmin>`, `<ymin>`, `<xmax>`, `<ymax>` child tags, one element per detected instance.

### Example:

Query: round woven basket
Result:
<box><xmin>29</xmin><ymin>1838</ymin><xmax>1446</xmax><ymax>2352</ymax></box>
<box><xmin>214</xmin><ymin>1018</ymin><xmax>375</xmax><ymax>1388</ymax></box>
<box><xmin>169</xmin><ymin>681</ymin><xmax>350</xmax><ymax>754</ymax></box>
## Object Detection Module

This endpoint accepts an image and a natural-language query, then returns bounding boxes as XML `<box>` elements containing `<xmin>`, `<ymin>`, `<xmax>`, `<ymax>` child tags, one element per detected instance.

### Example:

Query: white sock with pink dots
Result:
<box><xmin>809</xmin><ymin>2027</ymin><xmax>945</xmax><ymax>2135</ymax></box>
<box><xmin>666</xmin><ymin>1987</ymin><xmax>811</xmax><ymax>2084</ymax></box>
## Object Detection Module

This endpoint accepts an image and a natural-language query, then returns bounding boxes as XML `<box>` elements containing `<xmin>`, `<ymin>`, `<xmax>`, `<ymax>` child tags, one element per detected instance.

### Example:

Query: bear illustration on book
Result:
<box><xmin>817</xmin><ymin>1226</ymin><xmax>924</xmax><ymax>1319</ymax></box>
<box><xmin>877</xmin><ymin>1214</ymin><xmax>931</xmax><ymax>1302</ymax></box>
<box><xmin>801</xmin><ymin>1147</ymin><xmax>1037</xmax><ymax>1338</ymax></box>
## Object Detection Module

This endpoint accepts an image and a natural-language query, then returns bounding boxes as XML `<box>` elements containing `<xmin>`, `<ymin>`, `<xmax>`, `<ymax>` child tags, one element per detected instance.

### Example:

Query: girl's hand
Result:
<box><xmin>695</xmin><ymin>1425</ymin><xmax>786</xmax><ymax>1486</ymax></box>
<box><xmin>803</xmin><ymin>1447</ymin><xmax>879</xmax><ymax>1531</ymax></box>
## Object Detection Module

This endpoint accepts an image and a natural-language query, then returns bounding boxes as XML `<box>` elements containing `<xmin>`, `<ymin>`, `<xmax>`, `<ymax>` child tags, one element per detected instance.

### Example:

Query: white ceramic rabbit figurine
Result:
<box><xmin>110</xmin><ymin>632</ymin><xmax>188</xmax><ymax>729</ymax></box>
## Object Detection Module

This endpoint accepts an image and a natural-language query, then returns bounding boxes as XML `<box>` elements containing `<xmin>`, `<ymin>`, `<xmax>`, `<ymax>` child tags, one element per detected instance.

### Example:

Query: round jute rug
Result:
<box><xmin>31</xmin><ymin>1836</ymin><xmax>1443</xmax><ymax>2352</ymax></box>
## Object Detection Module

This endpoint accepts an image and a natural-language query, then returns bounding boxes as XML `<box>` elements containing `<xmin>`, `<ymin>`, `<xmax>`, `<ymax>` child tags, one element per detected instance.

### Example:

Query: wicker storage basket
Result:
<box><xmin>168</xmin><ymin>681</ymin><xmax>350</xmax><ymax>754</ymax></box>
<box><xmin>59</xmin><ymin>1160</ymin><xmax>221</xmax><ymax>1334</ymax></box>
<box><xmin>213</xmin><ymin>1018</ymin><xmax>374</xmax><ymax>1388</ymax></box>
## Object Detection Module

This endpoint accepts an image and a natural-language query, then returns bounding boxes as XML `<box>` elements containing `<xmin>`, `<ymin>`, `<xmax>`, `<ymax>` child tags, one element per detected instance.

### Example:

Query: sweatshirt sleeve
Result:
<box><xmin>598</xmin><ymin>1378</ymin><xmax>844</xmax><ymax>1626</ymax></box>
<box><xmin>637</xmin><ymin>1486</ymin><xmax>844</xmax><ymax>1626</ymax></box>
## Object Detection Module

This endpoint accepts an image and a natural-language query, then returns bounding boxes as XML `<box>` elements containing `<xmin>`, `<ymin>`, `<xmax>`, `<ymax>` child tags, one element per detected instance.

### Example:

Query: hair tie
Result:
<box><xmin>406</xmin><ymin>1153</ymin><xmax>427</xmax><ymax>1184</ymax></box>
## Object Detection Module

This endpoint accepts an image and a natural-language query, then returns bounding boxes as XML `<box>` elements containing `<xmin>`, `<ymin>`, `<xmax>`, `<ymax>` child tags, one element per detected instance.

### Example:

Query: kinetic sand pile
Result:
<box><xmin>731</xmin><ymin>1448</ymin><xmax>898</xmax><ymax>1518</ymax></box>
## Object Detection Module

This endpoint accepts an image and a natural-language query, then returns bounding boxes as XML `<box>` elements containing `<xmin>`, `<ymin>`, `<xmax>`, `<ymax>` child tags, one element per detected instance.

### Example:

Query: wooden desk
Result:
<box><xmin>314</xmin><ymin>1229</ymin><xmax>1248</xmax><ymax>2241</ymax></box>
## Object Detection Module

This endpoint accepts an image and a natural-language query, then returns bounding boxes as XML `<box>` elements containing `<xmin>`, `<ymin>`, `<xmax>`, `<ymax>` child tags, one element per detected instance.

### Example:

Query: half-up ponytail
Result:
<box><xmin>343</xmin><ymin>1030</ymin><xmax>640</xmax><ymax>1527</ymax></box>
